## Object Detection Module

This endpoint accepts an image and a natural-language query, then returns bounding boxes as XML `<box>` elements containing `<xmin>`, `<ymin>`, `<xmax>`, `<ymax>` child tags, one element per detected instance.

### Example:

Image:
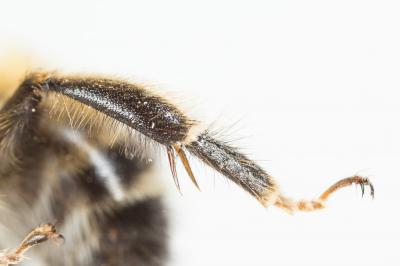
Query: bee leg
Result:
<box><xmin>40</xmin><ymin>74</ymin><xmax>197</xmax><ymax>146</ymax></box>
<box><xmin>24</xmin><ymin>72</ymin><xmax>374</xmax><ymax>210</ymax></box>
<box><xmin>186</xmin><ymin>133</ymin><xmax>374</xmax><ymax>211</ymax></box>
<box><xmin>0</xmin><ymin>224</ymin><xmax>63</xmax><ymax>266</ymax></box>
<box><xmin>186</xmin><ymin>132</ymin><xmax>279</xmax><ymax>206</ymax></box>
<box><xmin>274</xmin><ymin>175</ymin><xmax>374</xmax><ymax>213</ymax></box>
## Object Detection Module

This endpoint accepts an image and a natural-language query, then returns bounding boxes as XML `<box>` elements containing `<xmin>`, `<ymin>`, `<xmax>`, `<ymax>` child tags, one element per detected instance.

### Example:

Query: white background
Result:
<box><xmin>1</xmin><ymin>1</ymin><xmax>399</xmax><ymax>265</ymax></box>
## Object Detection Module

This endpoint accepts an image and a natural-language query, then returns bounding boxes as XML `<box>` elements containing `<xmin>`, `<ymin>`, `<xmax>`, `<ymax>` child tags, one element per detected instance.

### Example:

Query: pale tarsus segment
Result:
<box><xmin>274</xmin><ymin>176</ymin><xmax>374</xmax><ymax>213</ymax></box>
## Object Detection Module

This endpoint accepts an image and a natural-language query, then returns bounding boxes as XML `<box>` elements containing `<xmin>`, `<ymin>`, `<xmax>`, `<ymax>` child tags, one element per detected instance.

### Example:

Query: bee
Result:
<box><xmin>0</xmin><ymin>60</ymin><xmax>374</xmax><ymax>266</ymax></box>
